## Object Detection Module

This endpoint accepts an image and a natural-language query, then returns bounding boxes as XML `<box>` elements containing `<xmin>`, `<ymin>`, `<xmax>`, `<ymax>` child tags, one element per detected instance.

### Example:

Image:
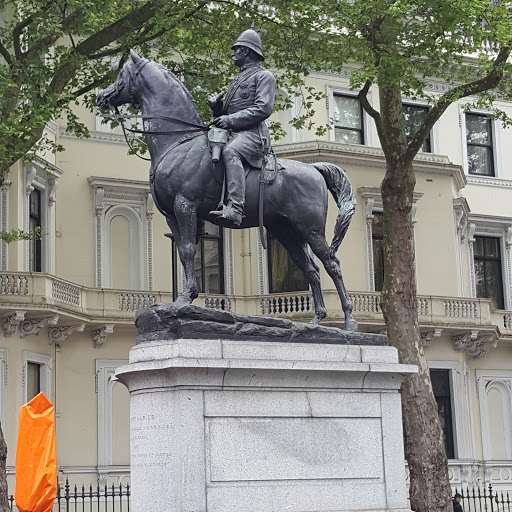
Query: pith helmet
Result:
<box><xmin>232</xmin><ymin>28</ymin><xmax>265</xmax><ymax>61</ymax></box>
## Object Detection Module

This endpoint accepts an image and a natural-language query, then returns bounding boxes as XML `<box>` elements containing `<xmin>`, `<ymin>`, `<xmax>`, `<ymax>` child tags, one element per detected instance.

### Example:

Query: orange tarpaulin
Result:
<box><xmin>15</xmin><ymin>392</ymin><xmax>57</xmax><ymax>512</ymax></box>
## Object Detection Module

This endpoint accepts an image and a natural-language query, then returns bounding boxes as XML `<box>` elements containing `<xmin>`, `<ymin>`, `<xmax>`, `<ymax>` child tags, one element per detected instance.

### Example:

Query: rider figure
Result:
<box><xmin>208</xmin><ymin>28</ymin><xmax>276</xmax><ymax>228</ymax></box>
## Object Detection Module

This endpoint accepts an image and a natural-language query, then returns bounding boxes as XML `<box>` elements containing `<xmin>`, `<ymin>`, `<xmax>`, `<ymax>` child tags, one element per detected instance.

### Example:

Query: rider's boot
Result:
<box><xmin>209</xmin><ymin>158</ymin><xmax>245</xmax><ymax>228</ymax></box>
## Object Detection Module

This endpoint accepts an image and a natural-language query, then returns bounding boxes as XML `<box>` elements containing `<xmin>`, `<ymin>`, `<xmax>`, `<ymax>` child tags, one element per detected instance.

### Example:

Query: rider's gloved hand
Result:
<box><xmin>213</xmin><ymin>115</ymin><xmax>231</xmax><ymax>130</ymax></box>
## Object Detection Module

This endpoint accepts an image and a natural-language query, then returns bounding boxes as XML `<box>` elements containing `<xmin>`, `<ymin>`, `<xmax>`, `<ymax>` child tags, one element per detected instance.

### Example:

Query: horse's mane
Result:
<box><xmin>126</xmin><ymin>58</ymin><xmax>204</xmax><ymax>124</ymax></box>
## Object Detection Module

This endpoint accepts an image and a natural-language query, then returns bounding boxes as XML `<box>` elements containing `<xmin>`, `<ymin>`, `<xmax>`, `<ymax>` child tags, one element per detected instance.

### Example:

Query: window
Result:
<box><xmin>403</xmin><ymin>104</ymin><xmax>431</xmax><ymax>153</ymax></box>
<box><xmin>267</xmin><ymin>234</ymin><xmax>309</xmax><ymax>293</ymax></box>
<box><xmin>474</xmin><ymin>236</ymin><xmax>504</xmax><ymax>309</ymax></box>
<box><xmin>430</xmin><ymin>369</ymin><xmax>455</xmax><ymax>459</ymax></box>
<box><xmin>29</xmin><ymin>189</ymin><xmax>42</xmax><ymax>272</ymax></box>
<box><xmin>194</xmin><ymin>221</ymin><xmax>224</xmax><ymax>294</ymax></box>
<box><xmin>333</xmin><ymin>94</ymin><xmax>364</xmax><ymax>144</ymax></box>
<box><xmin>23</xmin><ymin>352</ymin><xmax>51</xmax><ymax>404</ymax></box>
<box><xmin>466</xmin><ymin>113</ymin><xmax>494</xmax><ymax>176</ymax></box>
<box><xmin>372</xmin><ymin>213</ymin><xmax>384</xmax><ymax>292</ymax></box>
<box><xmin>26</xmin><ymin>362</ymin><xmax>41</xmax><ymax>402</ymax></box>
<box><xmin>90</xmin><ymin>177</ymin><xmax>154</xmax><ymax>290</ymax></box>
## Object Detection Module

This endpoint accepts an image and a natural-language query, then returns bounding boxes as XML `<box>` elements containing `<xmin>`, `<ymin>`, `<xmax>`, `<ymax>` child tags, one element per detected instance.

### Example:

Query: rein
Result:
<box><xmin>106</xmin><ymin>108</ymin><xmax>211</xmax><ymax>162</ymax></box>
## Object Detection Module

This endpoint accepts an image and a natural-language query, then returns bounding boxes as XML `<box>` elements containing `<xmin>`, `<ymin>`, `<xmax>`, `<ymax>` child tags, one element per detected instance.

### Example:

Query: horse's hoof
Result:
<box><xmin>344</xmin><ymin>318</ymin><xmax>358</xmax><ymax>332</ymax></box>
<box><xmin>173</xmin><ymin>295</ymin><xmax>192</xmax><ymax>307</ymax></box>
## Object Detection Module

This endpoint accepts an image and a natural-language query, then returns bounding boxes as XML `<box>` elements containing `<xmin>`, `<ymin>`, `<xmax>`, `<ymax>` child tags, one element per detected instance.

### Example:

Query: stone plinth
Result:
<box><xmin>116</xmin><ymin>333</ymin><xmax>416</xmax><ymax>512</ymax></box>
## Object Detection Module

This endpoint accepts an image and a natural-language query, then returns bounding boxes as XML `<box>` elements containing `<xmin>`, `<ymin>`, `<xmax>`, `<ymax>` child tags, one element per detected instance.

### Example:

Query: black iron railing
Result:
<box><xmin>9</xmin><ymin>478</ymin><xmax>130</xmax><ymax>511</ymax></box>
<box><xmin>456</xmin><ymin>484</ymin><xmax>512</xmax><ymax>512</ymax></box>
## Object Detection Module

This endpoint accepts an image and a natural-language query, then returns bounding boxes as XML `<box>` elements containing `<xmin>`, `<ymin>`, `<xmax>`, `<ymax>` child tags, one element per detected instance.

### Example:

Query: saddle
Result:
<box><xmin>207</xmin><ymin>127</ymin><xmax>280</xmax><ymax>186</ymax></box>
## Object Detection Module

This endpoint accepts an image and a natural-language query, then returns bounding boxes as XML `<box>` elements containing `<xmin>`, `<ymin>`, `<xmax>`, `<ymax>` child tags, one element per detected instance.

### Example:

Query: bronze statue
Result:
<box><xmin>96</xmin><ymin>39</ymin><xmax>358</xmax><ymax>330</ymax></box>
<box><xmin>207</xmin><ymin>28</ymin><xmax>276</xmax><ymax>228</ymax></box>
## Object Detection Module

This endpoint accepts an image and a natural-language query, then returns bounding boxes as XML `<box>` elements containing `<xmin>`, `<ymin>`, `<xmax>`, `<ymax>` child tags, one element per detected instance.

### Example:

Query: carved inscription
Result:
<box><xmin>131</xmin><ymin>413</ymin><xmax>173</xmax><ymax>469</ymax></box>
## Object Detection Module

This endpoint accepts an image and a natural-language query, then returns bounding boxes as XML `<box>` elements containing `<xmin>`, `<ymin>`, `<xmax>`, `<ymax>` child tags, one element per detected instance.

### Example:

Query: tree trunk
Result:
<box><xmin>381</xmin><ymin>160</ymin><xmax>452</xmax><ymax>512</ymax></box>
<box><xmin>0</xmin><ymin>422</ymin><xmax>9</xmax><ymax>512</ymax></box>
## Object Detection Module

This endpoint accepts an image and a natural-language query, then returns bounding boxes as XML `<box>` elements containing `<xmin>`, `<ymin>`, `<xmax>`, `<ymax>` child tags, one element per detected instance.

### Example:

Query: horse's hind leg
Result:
<box><xmin>268</xmin><ymin>223</ymin><xmax>327</xmax><ymax>324</ymax></box>
<box><xmin>306</xmin><ymin>231</ymin><xmax>357</xmax><ymax>331</ymax></box>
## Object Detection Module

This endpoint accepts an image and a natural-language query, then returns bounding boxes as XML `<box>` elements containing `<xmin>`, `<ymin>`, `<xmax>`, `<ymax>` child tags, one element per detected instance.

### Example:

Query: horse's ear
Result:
<box><xmin>130</xmin><ymin>50</ymin><xmax>141</xmax><ymax>63</ymax></box>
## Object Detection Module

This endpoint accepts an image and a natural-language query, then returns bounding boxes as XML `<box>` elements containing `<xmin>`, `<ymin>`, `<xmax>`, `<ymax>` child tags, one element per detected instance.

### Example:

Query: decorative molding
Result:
<box><xmin>60</xmin><ymin>128</ymin><xmax>127</xmax><ymax>145</ymax></box>
<box><xmin>146</xmin><ymin>192</ymin><xmax>154</xmax><ymax>291</ymax></box>
<box><xmin>92</xmin><ymin>324</ymin><xmax>115</xmax><ymax>348</ymax></box>
<box><xmin>96</xmin><ymin>360</ymin><xmax>128</xmax><ymax>468</ymax></box>
<box><xmin>0</xmin><ymin>180</ymin><xmax>11</xmax><ymax>271</ymax></box>
<box><xmin>89</xmin><ymin>178</ymin><xmax>152</xmax><ymax>290</ymax></box>
<box><xmin>48</xmin><ymin>323</ymin><xmax>85</xmax><ymax>345</ymax></box>
<box><xmin>20</xmin><ymin>315</ymin><xmax>59</xmax><ymax>338</ymax></box>
<box><xmin>453</xmin><ymin>198</ymin><xmax>470</xmax><ymax>296</ymax></box>
<box><xmin>467</xmin><ymin>176</ymin><xmax>512</xmax><ymax>189</ymax></box>
<box><xmin>0</xmin><ymin>348</ymin><xmax>6</xmax><ymax>429</ymax></box>
<box><xmin>420</xmin><ymin>329</ymin><xmax>442</xmax><ymax>348</ymax></box>
<box><xmin>452</xmin><ymin>332</ymin><xmax>497</xmax><ymax>358</ymax></box>
<box><xmin>3</xmin><ymin>310</ymin><xmax>25</xmax><ymax>336</ymax></box>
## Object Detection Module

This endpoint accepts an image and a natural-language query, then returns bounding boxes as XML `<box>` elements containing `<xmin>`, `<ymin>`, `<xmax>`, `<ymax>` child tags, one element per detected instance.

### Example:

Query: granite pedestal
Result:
<box><xmin>116</xmin><ymin>308</ymin><xmax>416</xmax><ymax>512</ymax></box>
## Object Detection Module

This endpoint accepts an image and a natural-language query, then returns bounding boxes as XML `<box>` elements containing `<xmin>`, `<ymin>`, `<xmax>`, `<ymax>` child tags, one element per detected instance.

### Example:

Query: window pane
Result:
<box><xmin>195</xmin><ymin>222</ymin><xmax>224</xmax><ymax>295</ymax></box>
<box><xmin>430</xmin><ymin>369</ymin><xmax>455</xmax><ymax>459</ymax></box>
<box><xmin>403</xmin><ymin>105</ymin><xmax>427</xmax><ymax>138</ymax></box>
<box><xmin>333</xmin><ymin>96</ymin><xmax>361</xmax><ymax>129</ymax></box>
<box><xmin>467</xmin><ymin>145</ymin><xmax>493</xmax><ymax>175</ymax></box>
<box><xmin>466</xmin><ymin>114</ymin><xmax>491</xmax><ymax>144</ymax></box>
<box><xmin>485</xmin><ymin>260</ymin><xmax>504</xmax><ymax>309</ymax></box>
<box><xmin>335</xmin><ymin>128</ymin><xmax>362</xmax><ymax>144</ymax></box>
<box><xmin>27</xmin><ymin>362</ymin><xmax>41</xmax><ymax>403</ymax></box>
<box><xmin>485</xmin><ymin>237</ymin><xmax>499</xmax><ymax>257</ymax></box>
<box><xmin>268</xmin><ymin>236</ymin><xmax>308</xmax><ymax>293</ymax></box>
<box><xmin>203</xmin><ymin>239</ymin><xmax>221</xmax><ymax>294</ymax></box>
<box><xmin>474</xmin><ymin>236</ymin><xmax>504</xmax><ymax>309</ymax></box>
<box><xmin>473</xmin><ymin>236</ymin><xmax>484</xmax><ymax>257</ymax></box>
<box><xmin>372</xmin><ymin>213</ymin><xmax>384</xmax><ymax>292</ymax></box>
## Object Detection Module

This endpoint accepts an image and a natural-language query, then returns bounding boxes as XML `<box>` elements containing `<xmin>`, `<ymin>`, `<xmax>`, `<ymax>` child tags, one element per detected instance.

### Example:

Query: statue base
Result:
<box><xmin>117</xmin><ymin>306</ymin><xmax>416</xmax><ymax>512</ymax></box>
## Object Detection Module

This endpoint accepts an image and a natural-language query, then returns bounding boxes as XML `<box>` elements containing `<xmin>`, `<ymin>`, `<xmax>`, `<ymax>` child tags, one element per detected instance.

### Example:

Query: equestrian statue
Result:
<box><xmin>96</xmin><ymin>28</ymin><xmax>358</xmax><ymax>330</ymax></box>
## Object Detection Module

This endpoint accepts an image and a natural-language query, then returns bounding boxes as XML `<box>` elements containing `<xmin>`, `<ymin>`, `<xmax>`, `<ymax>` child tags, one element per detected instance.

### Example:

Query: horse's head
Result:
<box><xmin>97</xmin><ymin>51</ymin><xmax>148</xmax><ymax>110</ymax></box>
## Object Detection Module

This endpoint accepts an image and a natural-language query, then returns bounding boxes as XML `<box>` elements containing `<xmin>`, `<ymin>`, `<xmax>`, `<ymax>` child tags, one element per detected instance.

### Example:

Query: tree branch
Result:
<box><xmin>0</xmin><ymin>41</ymin><xmax>12</xmax><ymax>66</ymax></box>
<box><xmin>404</xmin><ymin>45</ymin><xmax>511</xmax><ymax>161</ymax></box>
<box><xmin>358</xmin><ymin>79</ymin><xmax>383</xmax><ymax>133</ymax></box>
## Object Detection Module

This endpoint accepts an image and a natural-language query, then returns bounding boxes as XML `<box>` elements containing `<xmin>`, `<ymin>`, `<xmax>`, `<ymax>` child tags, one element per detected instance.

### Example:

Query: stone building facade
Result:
<box><xmin>2</xmin><ymin>69</ymin><xmax>512</xmax><ymax>493</ymax></box>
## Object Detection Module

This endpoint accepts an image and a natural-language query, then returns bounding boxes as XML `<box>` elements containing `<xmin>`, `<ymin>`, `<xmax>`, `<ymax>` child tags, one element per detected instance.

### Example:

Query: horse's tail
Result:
<box><xmin>312</xmin><ymin>162</ymin><xmax>356</xmax><ymax>259</ymax></box>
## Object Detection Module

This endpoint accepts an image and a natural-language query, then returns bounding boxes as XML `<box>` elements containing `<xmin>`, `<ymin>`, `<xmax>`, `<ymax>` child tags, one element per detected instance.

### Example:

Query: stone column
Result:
<box><xmin>116</xmin><ymin>339</ymin><xmax>416</xmax><ymax>512</ymax></box>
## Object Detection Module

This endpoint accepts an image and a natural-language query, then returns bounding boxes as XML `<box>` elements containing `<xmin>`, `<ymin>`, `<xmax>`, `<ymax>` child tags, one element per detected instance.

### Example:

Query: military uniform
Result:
<box><xmin>209</xmin><ymin>29</ymin><xmax>276</xmax><ymax>227</ymax></box>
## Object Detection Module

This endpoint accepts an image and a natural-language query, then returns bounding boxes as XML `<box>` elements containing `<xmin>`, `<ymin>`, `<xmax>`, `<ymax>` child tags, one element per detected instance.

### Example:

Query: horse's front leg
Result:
<box><xmin>173</xmin><ymin>196</ymin><xmax>199</xmax><ymax>305</ymax></box>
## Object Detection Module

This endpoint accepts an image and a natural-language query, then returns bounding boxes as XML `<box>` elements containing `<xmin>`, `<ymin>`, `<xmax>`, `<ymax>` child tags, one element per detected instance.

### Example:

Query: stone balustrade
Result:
<box><xmin>0</xmin><ymin>272</ymin><xmax>510</xmax><ymax>335</ymax></box>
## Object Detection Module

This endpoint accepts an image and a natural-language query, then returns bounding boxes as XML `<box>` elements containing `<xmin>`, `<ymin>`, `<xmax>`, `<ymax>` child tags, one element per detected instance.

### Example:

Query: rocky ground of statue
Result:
<box><xmin>135</xmin><ymin>303</ymin><xmax>387</xmax><ymax>346</ymax></box>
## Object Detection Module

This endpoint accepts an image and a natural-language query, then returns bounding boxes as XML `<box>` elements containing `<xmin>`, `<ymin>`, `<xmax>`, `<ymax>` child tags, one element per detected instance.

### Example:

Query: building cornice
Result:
<box><xmin>273</xmin><ymin>140</ymin><xmax>466</xmax><ymax>190</ymax></box>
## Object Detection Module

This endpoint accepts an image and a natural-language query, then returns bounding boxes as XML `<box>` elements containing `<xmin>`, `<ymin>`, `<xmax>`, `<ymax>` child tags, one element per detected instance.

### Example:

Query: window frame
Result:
<box><xmin>461</xmin><ymin>107</ymin><xmax>502</xmax><ymax>178</ymax></box>
<box><xmin>402</xmin><ymin>102</ymin><xmax>433</xmax><ymax>153</ymax></box>
<box><xmin>194</xmin><ymin>221</ymin><xmax>225</xmax><ymax>295</ymax></box>
<box><xmin>24</xmin><ymin>158</ymin><xmax>62</xmax><ymax>273</ymax></box>
<box><xmin>466</xmin><ymin>112</ymin><xmax>495</xmax><ymax>176</ymax></box>
<box><xmin>327</xmin><ymin>85</ymin><xmax>372</xmax><ymax>146</ymax></box>
<box><xmin>467</xmin><ymin>218</ymin><xmax>511</xmax><ymax>310</ymax></box>
<box><xmin>428</xmin><ymin>362</ymin><xmax>465</xmax><ymax>460</ymax></box>
<box><xmin>473</xmin><ymin>235</ymin><xmax>505</xmax><ymax>309</ymax></box>
<box><xmin>476</xmin><ymin>370</ymin><xmax>512</xmax><ymax>461</ymax></box>
<box><xmin>22</xmin><ymin>351</ymin><xmax>52</xmax><ymax>404</ymax></box>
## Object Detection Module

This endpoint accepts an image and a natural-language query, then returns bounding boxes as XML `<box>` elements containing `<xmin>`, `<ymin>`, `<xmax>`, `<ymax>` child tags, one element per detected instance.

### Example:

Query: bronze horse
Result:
<box><xmin>97</xmin><ymin>51</ymin><xmax>357</xmax><ymax>329</ymax></box>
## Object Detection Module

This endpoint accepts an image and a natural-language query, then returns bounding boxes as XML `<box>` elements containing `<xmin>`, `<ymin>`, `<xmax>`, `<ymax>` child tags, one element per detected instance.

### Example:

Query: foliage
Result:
<box><xmin>0</xmin><ymin>226</ymin><xmax>40</xmax><ymax>243</ymax></box>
